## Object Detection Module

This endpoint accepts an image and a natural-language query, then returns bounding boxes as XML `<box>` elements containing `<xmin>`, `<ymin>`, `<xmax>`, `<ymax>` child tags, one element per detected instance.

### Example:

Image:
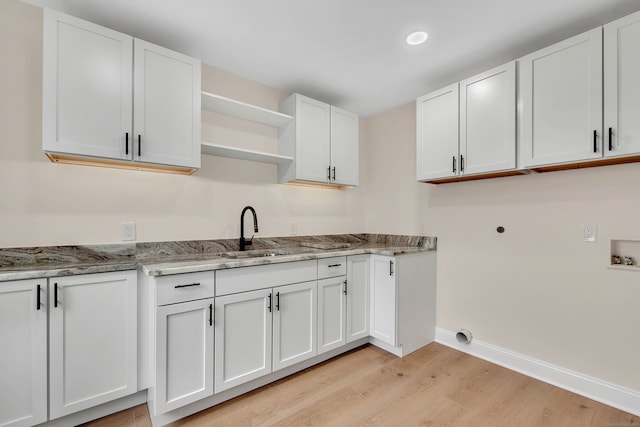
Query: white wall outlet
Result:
<box><xmin>582</xmin><ymin>223</ymin><xmax>597</xmax><ymax>242</ymax></box>
<box><xmin>121</xmin><ymin>222</ymin><xmax>136</xmax><ymax>241</ymax></box>
<box><xmin>290</xmin><ymin>222</ymin><xmax>297</xmax><ymax>235</ymax></box>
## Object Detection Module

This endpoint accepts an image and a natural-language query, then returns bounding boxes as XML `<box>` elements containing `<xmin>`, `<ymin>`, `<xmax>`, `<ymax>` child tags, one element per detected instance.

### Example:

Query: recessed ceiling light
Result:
<box><xmin>406</xmin><ymin>31</ymin><xmax>428</xmax><ymax>46</ymax></box>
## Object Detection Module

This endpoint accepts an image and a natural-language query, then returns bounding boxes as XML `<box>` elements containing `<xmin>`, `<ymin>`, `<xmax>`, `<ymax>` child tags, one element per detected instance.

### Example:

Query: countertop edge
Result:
<box><xmin>0</xmin><ymin>247</ymin><xmax>434</xmax><ymax>281</ymax></box>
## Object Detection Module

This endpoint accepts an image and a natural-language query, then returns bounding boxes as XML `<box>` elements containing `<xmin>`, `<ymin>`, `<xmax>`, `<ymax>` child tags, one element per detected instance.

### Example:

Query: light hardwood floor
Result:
<box><xmin>82</xmin><ymin>343</ymin><xmax>640</xmax><ymax>427</ymax></box>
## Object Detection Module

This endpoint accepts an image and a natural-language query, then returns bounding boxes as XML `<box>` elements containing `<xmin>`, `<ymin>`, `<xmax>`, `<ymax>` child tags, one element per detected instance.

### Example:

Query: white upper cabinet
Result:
<box><xmin>42</xmin><ymin>9</ymin><xmax>133</xmax><ymax>161</ymax></box>
<box><xmin>417</xmin><ymin>62</ymin><xmax>516</xmax><ymax>181</ymax></box>
<box><xmin>416</xmin><ymin>83</ymin><xmax>459</xmax><ymax>181</ymax></box>
<box><xmin>604</xmin><ymin>10</ymin><xmax>640</xmax><ymax>158</ymax></box>
<box><xmin>519</xmin><ymin>28</ymin><xmax>603</xmax><ymax>167</ymax></box>
<box><xmin>43</xmin><ymin>9</ymin><xmax>201</xmax><ymax>172</ymax></box>
<box><xmin>278</xmin><ymin>94</ymin><xmax>359</xmax><ymax>186</ymax></box>
<box><xmin>460</xmin><ymin>62</ymin><xmax>516</xmax><ymax>175</ymax></box>
<box><xmin>330</xmin><ymin>106</ymin><xmax>359</xmax><ymax>186</ymax></box>
<box><xmin>133</xmin><ymin>40</ymin><xmax>201</xmax><ymax>168</ymax></box>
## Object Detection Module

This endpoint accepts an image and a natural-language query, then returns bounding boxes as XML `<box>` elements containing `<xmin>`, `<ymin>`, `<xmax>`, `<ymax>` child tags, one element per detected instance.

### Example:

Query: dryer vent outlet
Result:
<box><xmin>456</xmin><ymin>329</ymin><xmax>473</xmax><ymax>344</ymax></box>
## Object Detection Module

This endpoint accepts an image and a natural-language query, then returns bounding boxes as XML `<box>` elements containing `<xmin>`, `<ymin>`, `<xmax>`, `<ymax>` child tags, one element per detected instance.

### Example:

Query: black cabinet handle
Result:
<box><xmin>390</xmin><ymin>260</ymin><xmax>394</xmax><ymax>276</ymax></box>
<box><xmin>174</xmin><ymin>282</ymin><xmax>201</xmax><ymax>289</ymax></box>
<box><xmin>328</xmin><ymin>264</ymin><xmax>342</xmax><ymax>268</ymax></box>
<box><xmin>276</xmin><ymin>292</ymin><xmax>280</xmax><ymax>311</ymax></box>
<box><xmin>36</xmin><ymin>284</ymin><xmax>41</xmax><ymax>310</ymax></box>
<box><xmin>452</xmin><ymin>156</ymin><xmax>456</xmax><ymax>173</ymax></box>
<box><xmin>332</xmin><ymin>167</ymin><xmax>336</xmax><ymax>181</ymax></box>
<box><xmin>138</xmin><ymin>135</ymin><xmax>141</xmax><ymax>157</ymax></box>
<box><xmin>593</xmin><ymin>130</ymin><xmax>598</xmax><ymax>153</ymax></box>
<box><xmin>343</xmin><ymin>280</ymin><xmax>347</xmax><ymax>295</ymax></box>
<box><xmin>268</xmin><ymin>293</ymin><xmax>272</xmax><ymax>313</ymax></box>
<box><xmin>327</xmin><ymin>166</ymin><xmax>331</xmax><ymax>181</ymax></box>
<box><xmin>209</xmin><ymin>303</ymin><xmax>213</xmax><ymax>326</ymax></box>
<box><xmin>54</xmin><ymin>282</ymin><xmax>58</xmax><ymax>308</ymax></box>
<box><xmin>125</xmin><ymin>132</ymin><xmax>129</xmax><ymax>155</ymax></box>
<box><xmin>609</xmin><ymin>127</ymin><xmax>613</xmax><ymax>151</ymax></box>
<box><xmin>460</xmin><ymin>155</ymin><xmax>465</xmax><ymax>172</ymax></box>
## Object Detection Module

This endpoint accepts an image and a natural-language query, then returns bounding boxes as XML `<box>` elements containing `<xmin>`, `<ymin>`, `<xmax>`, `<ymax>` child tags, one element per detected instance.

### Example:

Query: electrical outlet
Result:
<box><xmin>121</xmin><ymin>222</ymin><xmax>136</xmax><ymax>241</ymax></box>
<box><xmin>582</xmin><ymin>223</ymin><xmax>597</xmax><ymax>242</ymax></box>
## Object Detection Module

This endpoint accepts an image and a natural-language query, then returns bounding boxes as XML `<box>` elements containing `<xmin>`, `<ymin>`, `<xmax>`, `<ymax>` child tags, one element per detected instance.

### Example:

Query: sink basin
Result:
<box><xmin>221</xmin><ymin>249</ymin><xmax>292</xmax><ymax>259</ymax></box>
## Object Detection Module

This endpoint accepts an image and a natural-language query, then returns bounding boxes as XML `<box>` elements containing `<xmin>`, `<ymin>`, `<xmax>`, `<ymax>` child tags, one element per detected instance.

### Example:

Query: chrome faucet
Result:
<box><xmin>239</xmin><ymin>206</ymin><xmax>258</xmax><ymax>251</ymax></box>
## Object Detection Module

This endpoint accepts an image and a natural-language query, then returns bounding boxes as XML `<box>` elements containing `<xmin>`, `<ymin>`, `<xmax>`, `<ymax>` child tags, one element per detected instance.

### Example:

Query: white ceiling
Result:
<box><xmin>22</xmin><ymin>0</ymin><xmax>640</xmax><ymax>117</ymax></box>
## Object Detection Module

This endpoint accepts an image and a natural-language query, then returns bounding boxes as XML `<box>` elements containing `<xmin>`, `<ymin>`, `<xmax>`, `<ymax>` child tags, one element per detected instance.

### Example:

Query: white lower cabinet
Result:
<box><xmin>318</xmin><ymin>255</ymin><xmax>370</xmax><ymax>354</ymax></box>
<box><xmin>147</xmin><ymin>271</ymin><xmax>215</xmax><ymax>416</ymax></box>
<box><xmin>369</xmin><ymin>253</ymin><xmax>436</xmax><ymax>357</ymax></box>
<box><xmin>317</xmin><ymin>276</ymin><xmax>347</xmax><ymax>353</ymax></box>
<box><xmin>214</xmin><ymin>288</ymin><xmax>273</xmax><ymax>393</ymax></box>
<box><xmin>0</xmin><ymin>279</ymin><xmax>47</xmax><ymax>427</ymax></box>
<box><xmin>49</xmin><ymin>271</ymin><xmax>138</xmax><ymax>419</ymax></box>
<box><xmin>346</xmin><ymin>255</ymin><xmax>369</xmax><ymax>343</ymax></box>
<box><xmin>154</xmin><ymin>298</ymin><xmax>214</xmax><ymax>414</ymax></box>
<box><xmin>369</xmin><ymin>255</ymin><xmax>397</xmax><ymax>345</ymax></box>
<box><xmin>214</xmin><ymin>281</ymin><xmax>317</xmax><ymax>393</ymax></box>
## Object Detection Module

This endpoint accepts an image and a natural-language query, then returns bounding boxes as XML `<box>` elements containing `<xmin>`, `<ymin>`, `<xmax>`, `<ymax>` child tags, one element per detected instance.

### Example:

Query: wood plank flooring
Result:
<box><xmin>82</xmin><ymin>343</ymin><xmax>640</xmax><ymax>427</ymax></box>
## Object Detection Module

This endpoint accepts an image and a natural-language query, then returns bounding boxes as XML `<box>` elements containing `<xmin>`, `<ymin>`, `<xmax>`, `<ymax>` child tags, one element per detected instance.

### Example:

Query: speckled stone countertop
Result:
<box><xmin>0</xmin><ymin>234</ymin><xmax>436</xmax><ymax>281</ymax></box>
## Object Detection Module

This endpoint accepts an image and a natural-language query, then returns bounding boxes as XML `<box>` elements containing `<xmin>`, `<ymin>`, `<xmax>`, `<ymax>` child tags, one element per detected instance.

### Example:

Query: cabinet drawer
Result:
<box><xmin>318</xmin><ymin>256</ymin><xmax>346</xmax><ymax>279</ymax></box>
<box><xmin>154</xmin><ymin>271</ymin><xmax>215</xmax><ymax>306</ymax></box>
<box><xmin>216</xmin><ymin>260</ymin><xmax>317</xmax><ymax>296</ymax></box>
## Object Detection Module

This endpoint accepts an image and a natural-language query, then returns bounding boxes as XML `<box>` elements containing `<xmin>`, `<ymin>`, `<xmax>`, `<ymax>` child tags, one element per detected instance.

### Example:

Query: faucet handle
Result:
<box><xmin>245</xmin><ymin>234</ymin><xmax>254</xmax><ymax>246</ymax></box>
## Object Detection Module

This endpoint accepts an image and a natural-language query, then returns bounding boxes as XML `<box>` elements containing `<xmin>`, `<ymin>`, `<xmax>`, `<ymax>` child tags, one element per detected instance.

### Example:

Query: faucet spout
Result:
<box><xmin>239</xmin><ymin>206</ymin><xmax>259</xmax><ymax>251</ymax></box>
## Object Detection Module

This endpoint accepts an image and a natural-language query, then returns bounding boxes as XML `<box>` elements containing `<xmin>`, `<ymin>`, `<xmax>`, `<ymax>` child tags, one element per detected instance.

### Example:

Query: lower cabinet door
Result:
<box><xmin>273</xmin><ymin>281</ymin><xmax>317</xmax><ymax>370</ymax></box>
<box><xmin>369</xmin><ymin>255</ymin><xmax>397</xmax><ymax>346</ymax></box>
<box><xmin>317</xmin><ymin>277</ymin><xmax>346</xmax><ymax>354</ymax></box>
<box><xmin>346</xmin><ymin>255</ymin><xmax>370</xmax><ymax>343</ymax></box>
<box><xmin>153</xmin><ymin>298</ymin><xmax>214</xmax><ymax>415</ymax></box>
<box><xmin>49</xmin><ymin>271</ymin><xmax>137</xmax><ymax>419</ymax></box>
<box><xmin>0</xmin><ymin>279</ymin><xmax>47</xmax><ymax>427</ymax></box>
<box><xmin>215</xmin><ymin>289</ymin><xmax>272</xmax><ymax>393</ymax></box>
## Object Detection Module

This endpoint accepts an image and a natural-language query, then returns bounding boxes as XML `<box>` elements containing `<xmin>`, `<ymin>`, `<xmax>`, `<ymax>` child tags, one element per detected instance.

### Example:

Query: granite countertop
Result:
<box><xmin>0</xmin><ymin>234</ymin><xmax>436</xmax><ymax>282</ymax></box>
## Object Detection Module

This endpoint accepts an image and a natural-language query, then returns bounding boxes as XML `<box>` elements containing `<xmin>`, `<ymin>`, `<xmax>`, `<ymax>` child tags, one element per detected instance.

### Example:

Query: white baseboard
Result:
<box><xmin>435</xmin><ymin>328</ymin><xmax>640</xmax><ymax>417</ymax></box>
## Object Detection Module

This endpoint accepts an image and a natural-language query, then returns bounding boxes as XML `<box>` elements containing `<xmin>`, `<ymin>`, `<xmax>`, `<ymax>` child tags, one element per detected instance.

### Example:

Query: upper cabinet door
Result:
<box><xmin>295</xmin><ymin>95</ymin><xmax>332</xmax><ymax>183</ymax></box>
<box><xmin>330</xmin><ymin>106</ymin><xmax>359</xmax><ymax>186</ymax></box>
<box><xmin>416</xmin><ymin>83</ymin><xmax>459</xmax><ymax>181</ymax></box>
<box><xmin>604</xmin><ymin>11</ymin><xmax>640</xmax><ymax>158</ymax></box>
<box><xmin>133</xmin><ymin>39</ymin><xmax>201</xmax><ymax>169</ymax></box>
<box><xmin>42</xmin><ymin>9</ymin><xmax>133</xmax><ymax>160</ymax></box>
<box><xmin>460</xmin><ymin>62</ymin><xmax>516</xmax><ymax>175</ymax></box>
<box><xmin>519</xmin><ymin>28</ymin><xmax>603</xmax><ymax>168</ymax></box>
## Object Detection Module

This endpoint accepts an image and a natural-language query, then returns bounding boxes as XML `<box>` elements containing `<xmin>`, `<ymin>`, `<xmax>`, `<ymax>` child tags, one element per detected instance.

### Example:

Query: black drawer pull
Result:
<box><xmin>138</xmin><ymin>134</ymin><xmax>141</xmax><ymax>157</ymax></box>
<box><xmin>390</xmin><ymin>260</ymin><xmax>394</xmax><ymax>276</ymax></box>
<box><xmin>36</xmin><ymin>284</ymin><xmax>41</xmax><ymax>310</ymax></box>
<box><xmin>268</xmin><ymin>293</ymin><xmax>272</xmax><ymax>313</ymax></box>
<box><xmin>276</xmin><ymin>292</ymin><xmax>280</xmax><ymax>311</ymax></box>
<box><xmin>343</xmin><ymin>280</ymin><xmax>347</xmax><ymax>295</ymax></box>
<box><xmin>593</xmin><ymin>130</ymin><xmax>598</xmax><ymax>153</ymax></box>
<box><xmin>54</xmin><ymin>282</ymin><xmax>58</xmax><ymax>308</ymax></box>
<box><xmin>328</xmin><ymin>264</ymin><xmax>342</xmax><ymax>268</ymax></box>
<box><xmin>125</xmin><ymin>132</ymin><xmax>129</xmax><ymax>155</ymax></box>
<box><xmin>174</xmin><ymin>282</ymin><xmax>201</xmax><ymax>289</ymax></box>
<box><xmin>209</xmin><ymin>304</ymin><xmax>213</xmax><ymax>326</ymax></box>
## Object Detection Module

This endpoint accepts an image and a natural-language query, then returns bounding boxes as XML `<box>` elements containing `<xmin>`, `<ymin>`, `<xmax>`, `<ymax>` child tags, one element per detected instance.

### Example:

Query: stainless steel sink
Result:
<box><xmin>221</xmin><ymin>249</ymin><xmax>292</xmax><ymax>259</ymax></box>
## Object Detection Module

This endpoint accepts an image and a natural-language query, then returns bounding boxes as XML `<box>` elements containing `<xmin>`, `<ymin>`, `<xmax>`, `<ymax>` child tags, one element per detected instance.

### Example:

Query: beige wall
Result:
<box><xmin>363</xmin><ymin>102</ymin><xmax>640</xmax><ymax>392</ymax></box>
<box><xmin>0</xmin><ymin>0</ymin><xmax>366</xmax><ymax>247</ymax></box>
<box><xmin>3</xmin><ymin>0</ymin><xmax>640</xmax><ymax>397</ymax></box>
